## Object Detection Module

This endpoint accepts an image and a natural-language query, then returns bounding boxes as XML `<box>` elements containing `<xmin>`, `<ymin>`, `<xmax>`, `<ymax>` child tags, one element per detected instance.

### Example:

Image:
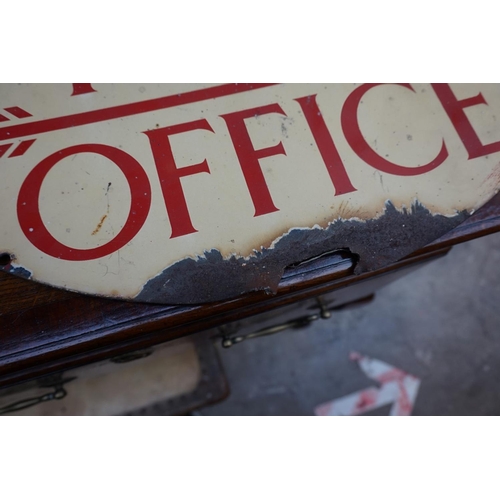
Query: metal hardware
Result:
<box><xmin>110</xmin><ymin>348</ymin><xmax>153</xmax><ymax>364</ymax></box>
<box><xmin>0</xmin><ymin>377</ymin><xmax>76</xmax><ymax>415</ymax></box>
<box><xmin>221</xmin><ymin>297</ymin><xmax>332</xmax><ymax>348</ymax></box>
<box><xmin>316</xmin><ymin>296</ymin><xmax>332</xmax><ymax>319</ymax></box>
<box><xmin>221</xmin><ymin>313</ymin><xmax>320</xmax><ymax>348</ymax></box>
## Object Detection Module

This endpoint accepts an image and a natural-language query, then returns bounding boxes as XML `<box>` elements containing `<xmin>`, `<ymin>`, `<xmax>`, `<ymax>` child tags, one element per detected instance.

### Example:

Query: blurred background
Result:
<box><xmin>196</xmin><ymin>230</ymin><xmax>500</xmax><ymax>415</ymax></box>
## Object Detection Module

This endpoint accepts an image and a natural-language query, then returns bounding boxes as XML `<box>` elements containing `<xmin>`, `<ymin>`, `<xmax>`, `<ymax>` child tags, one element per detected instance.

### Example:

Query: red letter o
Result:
<box><xmin>17</xmin><ymin>144</ymin><xmax>151</xmax><ymax>261</ymax></box>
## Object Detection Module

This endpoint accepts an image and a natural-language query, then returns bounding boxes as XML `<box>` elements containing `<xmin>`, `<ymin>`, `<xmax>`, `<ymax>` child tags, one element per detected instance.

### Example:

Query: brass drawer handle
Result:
<box><xmin>221</xmin><ymin>297</ymin><xmax>331</xmax><ymax>348</ymax></box>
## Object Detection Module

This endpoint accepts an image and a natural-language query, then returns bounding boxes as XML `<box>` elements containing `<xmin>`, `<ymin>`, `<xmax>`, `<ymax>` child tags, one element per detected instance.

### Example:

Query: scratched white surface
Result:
<box><xmin>0</xmin><ymin>84</ymin><xmax>499</xmax><ymax>301</ymax></box>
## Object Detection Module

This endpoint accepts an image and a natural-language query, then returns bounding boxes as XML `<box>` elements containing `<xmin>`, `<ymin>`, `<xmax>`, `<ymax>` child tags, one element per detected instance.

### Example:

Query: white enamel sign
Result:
<box><xmin>0</xmin><ymin>84</ymin><xmax>499</xmax><ymax>303</ymax></box>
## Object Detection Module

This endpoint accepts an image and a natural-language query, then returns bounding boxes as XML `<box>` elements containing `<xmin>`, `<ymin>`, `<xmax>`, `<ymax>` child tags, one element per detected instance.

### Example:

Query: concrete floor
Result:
<box><xmin>200</xmin><ymin>231</ymin><xmax>500</xmax><ymax>415</ymax></box>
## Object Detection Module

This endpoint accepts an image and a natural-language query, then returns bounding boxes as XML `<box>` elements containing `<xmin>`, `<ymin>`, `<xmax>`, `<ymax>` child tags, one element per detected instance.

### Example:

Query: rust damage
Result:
<box><xmin>91</xmin><ymin>214</ymin><xmax>108</xmax><ymax>236</ymax></box>
<box><xmin>0</xmin><ymin>252</ymin><xmax>32</xmax><ymax>279</ymax></box>
<box><xmin>136</xmin><ymin>200</ymin><xmax>469</xmax><ymax>305</ymax></box>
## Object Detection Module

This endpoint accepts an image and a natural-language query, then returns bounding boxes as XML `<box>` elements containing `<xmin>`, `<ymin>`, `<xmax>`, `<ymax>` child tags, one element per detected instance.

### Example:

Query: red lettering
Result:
<box><xmin>17</xmin><ymin>144</ymin><xmax>151</xmax><ymax>260</ymax></box>
<box><xmin>71</xmin><ymin>84</ymin><xmax>97</xmax><ymax>96</ymax></box>
<box><xmin>221</xmin><ymin>104</ymin><xmax>287</xmax><ymax>217</ymax></box>
<box><xmin>432</xmin><ymin>83</ymin><xmax>500</xmax><ymax>159</ymax></box>
<box><xmin>143</xmin><ymin>120</ymin><xmax>214</xmax><ymax>238</ymax></box>
<box><xmin>341</xmin><ymin>83</ymin><xmax>448</xmax><ymax>175</ymax></box>
<box><xmin>295</xmin><ymin>94</ymin><xmax>357</xmax><ymax>196</ymax></box>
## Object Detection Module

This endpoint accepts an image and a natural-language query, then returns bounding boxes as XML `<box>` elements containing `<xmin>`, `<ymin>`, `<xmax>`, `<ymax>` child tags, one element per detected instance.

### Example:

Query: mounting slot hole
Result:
<box><xmin>0</xmin><ymin>253</ymin><xmax>12</xmax><ymax>266</ymax></box>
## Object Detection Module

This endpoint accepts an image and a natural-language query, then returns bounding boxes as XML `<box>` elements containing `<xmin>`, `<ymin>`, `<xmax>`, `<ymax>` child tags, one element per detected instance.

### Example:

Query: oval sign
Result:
<box><xmin>1</xmin><ymin>83</ymin><xmax>499</xmax><ymax>304</ymax></box>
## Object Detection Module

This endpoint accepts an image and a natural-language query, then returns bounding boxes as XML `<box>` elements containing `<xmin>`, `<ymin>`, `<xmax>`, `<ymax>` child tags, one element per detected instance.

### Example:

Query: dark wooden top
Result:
<box><xmin>1</xmin><ymin>192</ymin><xmax>499</xmax><ymax>388</ymax></box>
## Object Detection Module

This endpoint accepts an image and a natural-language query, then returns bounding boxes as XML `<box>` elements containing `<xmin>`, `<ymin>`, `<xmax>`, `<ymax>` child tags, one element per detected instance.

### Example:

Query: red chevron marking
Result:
<box><xmin>0</xmin><ymin>143</ymin><xmax>13</xmax><ymax>158</ymax></box>
<box><xmin>4</xmin><ymin>106</ymin><xmax>32</xmax><ymax>119</ymax></box>
<box><xmin>71</xmin><ymin>84</ymin><xmax>97</xmax><ymax>96</ymax></box>
<box><xmin>0</xmin><ymin>114</ymin><xmax>9</xmax><ymax>122</ymax></box>
<box><xmin>8</xmin><ymin>139</ymin><xmax>36</xmax><ymax>157</ymax></box>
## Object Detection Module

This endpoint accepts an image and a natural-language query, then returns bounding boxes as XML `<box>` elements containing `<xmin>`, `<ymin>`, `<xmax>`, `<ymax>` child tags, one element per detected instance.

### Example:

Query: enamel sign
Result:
<box><xmin>1</xmin><ymin>84</ymin><xmax>499</xmax><ymax>304</ymax></box>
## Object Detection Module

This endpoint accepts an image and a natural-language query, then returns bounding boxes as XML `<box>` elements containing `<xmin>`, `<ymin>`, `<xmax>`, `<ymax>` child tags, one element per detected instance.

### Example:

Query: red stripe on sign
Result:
<box><xmin>8</xmin><ymin>139</ymin><xmax>36</xmax><ymax>157</ymax></box>
<box><xmin>0</xmin><ymin>83</ymin><xmax>279</xmax><ymax>142</ymax></box>
<box><xmin>4</xmin><ymin>106</ymin><xmax>32</xmax><ymax>119</ymax></box>
<box><xmin>0</xmin><ymin>115</ymin><xmax>9</xmax><ymax>122</ymax></box>
<box><xmin>0</xmin><ymin>143</ymin><xmax>13</xmax><ymax>158</ymax></box>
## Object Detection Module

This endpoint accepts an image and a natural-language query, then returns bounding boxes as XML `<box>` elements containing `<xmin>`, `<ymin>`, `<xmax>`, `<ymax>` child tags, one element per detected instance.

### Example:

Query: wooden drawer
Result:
<box><xmin>0</xmin><ymin>192</ymin><xmax>498</xmax><ymax>391</ymax></box>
